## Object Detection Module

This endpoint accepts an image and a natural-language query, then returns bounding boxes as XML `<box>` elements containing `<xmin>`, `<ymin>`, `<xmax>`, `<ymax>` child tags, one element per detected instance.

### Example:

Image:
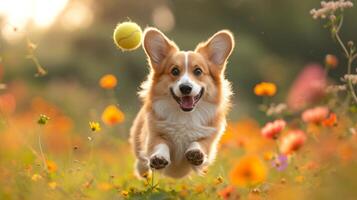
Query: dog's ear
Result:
<box><xmin>143</xmin><ymin>28</ymin><xmax>178</xmax><ymax>71</ymax></box>
<box><xmin>195</xmin><ymin>30</ymin><xmax>234</xmax><ymax>69</ymax></box>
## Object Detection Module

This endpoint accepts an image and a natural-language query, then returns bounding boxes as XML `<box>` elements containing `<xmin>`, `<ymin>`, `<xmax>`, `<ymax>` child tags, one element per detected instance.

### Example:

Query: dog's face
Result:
<box><xmin>143</xmin><ymin>28</ymin><xmax>234</xmax><ymax>112</ymax></box>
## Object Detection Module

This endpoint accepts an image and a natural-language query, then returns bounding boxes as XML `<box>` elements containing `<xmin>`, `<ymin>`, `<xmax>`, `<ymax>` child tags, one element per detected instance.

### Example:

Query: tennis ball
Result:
<box><xmin>113</xmin><ymin>21</ymin><xmax>142</xmax><ymax>51</ymax></box>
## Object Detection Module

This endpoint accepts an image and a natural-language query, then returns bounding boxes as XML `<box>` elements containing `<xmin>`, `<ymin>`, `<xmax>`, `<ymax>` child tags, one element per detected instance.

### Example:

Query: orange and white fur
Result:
<box><xmin>129</xmin><ymin>27</ymin><xmax>234</xmax><ymax>178</ymax></box>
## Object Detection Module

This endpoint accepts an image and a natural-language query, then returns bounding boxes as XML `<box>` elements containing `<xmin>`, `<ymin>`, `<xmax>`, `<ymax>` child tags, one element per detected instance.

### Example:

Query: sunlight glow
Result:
<box><xmin>0</xmin><ymin>0</ymin><xmax>69</xmax><ymax>29</ymax></box>
<box><xmin>33</xmin><ymin>0</ymin><xmax>69</xmax><ymax>28</ymax></box>
<box><xmin>61</xmin><ymin>2</ymin><xmax>93</xmax><ymax>31</ymax></box>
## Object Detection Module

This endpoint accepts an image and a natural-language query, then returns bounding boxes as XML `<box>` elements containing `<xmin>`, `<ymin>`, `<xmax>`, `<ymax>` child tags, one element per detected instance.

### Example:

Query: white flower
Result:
<box><xmin>343</xmin><ymin>74</ymin><xmax>357</xmax><ymax>84</ymax></box>
<box><xmin>310</xmin><ymin>0</ymin><xmax>353</xmax><ymax>19</ymax></box>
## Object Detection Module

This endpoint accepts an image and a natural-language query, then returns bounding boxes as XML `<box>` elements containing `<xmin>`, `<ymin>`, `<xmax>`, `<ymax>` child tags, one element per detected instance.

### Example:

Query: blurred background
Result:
<box><xmin>1</xmin><ymin>1</ymin><xmax>357</xmax><ymax>199</ymax></box>
<box><xmin>1</xmin><ymin>0</ymin><xmax>357</xmax><ymax>125</ymax></box>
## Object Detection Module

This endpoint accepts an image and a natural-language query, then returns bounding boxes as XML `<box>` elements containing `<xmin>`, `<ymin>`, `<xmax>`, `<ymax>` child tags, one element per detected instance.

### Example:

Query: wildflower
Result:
<box><xmin>322</xmin><ymin>113</ymin><xmax>337</xmax><ymax>127</ymax></box>
<box><xmin>99</xmin><ymin>74</ymin><xmax>117</xmax><ymax>89</ymax></box>
<box><xmin>194</xmin><ymin>184</ymin><xmax>205</xmax><ymax>193</ymax></box>
<box><xmin>214</xmin><ymin>176</ymin><xmax>224</xmax><ymax>185</ymax></box>
<box><xmin>325</xmin><ymin>54</ymin><xmax>338</xmax><ymax>68</ymax></box>
<box><xmin>310</xmin><ymin>0</ymin><xmax>354</xmax><ymax>19</ymax></box>
<box><xmin>31</xmin><ymin>174</ymin><xmax>42</xmax><ymax>181</ymax></box>
<box><xmin>218</xmin><ymin>186</ymin><xmax>236</xmax><ymax>200</ymax></box>
<box><xmin>229</xmin><ymin>155</ymin><xmax>267</xmax><ymax>187</ymax></box>
<box><xmin>343</xmin><ymin>74</ymin><xmax>357</xmax><ymax>84</ymax></box>
<box><xmin>261</xmin><ymin>119</ymin><xmax>286</xmax><ymax>139</ymax></box>
<box><xmin>271</xmin><ymin>154</ymin><xmax>288</xmax><ymax>171</ymax></box>
<box><xmin>101</xmin><ymin>105</ymin><xmax>125</xmax><ymax>125</ymax></box>
<box><xmin>287</xmin><ymin>65</ymin><xmax>326</xmax><ymax>111</ymax></box>
<box><xmin>48</xmin><ymin>181</ymin><xmax>57</xmax><ymax>189</ymax></box>
<box><xmin>254</xmin><ymin>82</ymin><xmax>277</xmax><ymax>96</ymax></box>
<box><xmin>37</xmin><ymin>114</ymin><xmax>50</xmax><ymax>125</ymax></box>
<box><xmin>46</xmin><ymin>160</ymin><xmax>58</xmax><ymax>173</ymax></box>
<box><xmin>280</xmin><ymin>130</ymin><xmax>307</xmax><ymax>155</ymax></box>
<box><xmin>121</xmin><ymin>190</ymin><xmax>129</xmax><ymax>197</ymax></box>
<box><xmin>348</xmin><ymin>41</ymin><xmax>354</xmax><ymax>48</ymax></box>
<box><xmin>302</xmin><ymin>106</ymin><xmax>329</xmax><ymax>124</ymax></box>
<box><xmin>89</xmin><ymin>121</ymin><xmax>101</xmax><ymax>132</ymax></box>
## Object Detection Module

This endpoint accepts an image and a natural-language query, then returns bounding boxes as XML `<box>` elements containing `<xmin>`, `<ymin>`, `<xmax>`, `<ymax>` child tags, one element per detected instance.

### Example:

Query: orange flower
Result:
<box><xmin>322</xmin><ymin>113</ymin><xmax>337</xmax><ymax>127</ymax></box>
<box><xmin>99</xmin><ymin>74</ymin><xmax>117</xmax><ymax>89</ymax></box>
<box><xmin>325</xmin><ymin>54</ymin><xmax>338</xmax><ymax>68</ymax></box>
<box><xmin>46</xmin><ymin>160</ymin><xmax>58</xmax><ymax>173</ymax></box>
<box><xmin>254</xmin><ymin>82</ymin><xmax>277</xmax><ymax>96</ymax></box>
<box><xmin>101</xmin><ymin>105</ymin><xmax>125</xmax><ymax>125</ymax></box>
<box><xmin>302</xmin><ymin>106</ymin><xmax>329</xmax><ymax>124</ymax></box>
<box><xmin>194</xmin><ymin>184</ymin><xmax>205</xmax><ymax>193</ymax></box>
<box><xmin>218</xmin><ymin>185</ymin><xmax>236</xmax><ymax>200</ymax></box>
<box><xmin>229</xmin><ymin>155</ymin><xmax>267</xmax><ymax>187</ymax></box>
<box><xmin>279</xmin><ymin>130</ymin><xmax>306</xmax><ymax>155</ymax></box>
<box><xmin>261</xmin><ymin>119</ymin><xmax>286</xmax><ymax>139</ymax></box>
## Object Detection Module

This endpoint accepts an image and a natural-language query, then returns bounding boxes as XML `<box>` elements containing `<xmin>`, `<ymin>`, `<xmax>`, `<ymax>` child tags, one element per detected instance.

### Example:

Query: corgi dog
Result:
<box><xmin>129</xmin><ymin>27</ymin><xmax>234</xmax><ymax>178</ymax></box>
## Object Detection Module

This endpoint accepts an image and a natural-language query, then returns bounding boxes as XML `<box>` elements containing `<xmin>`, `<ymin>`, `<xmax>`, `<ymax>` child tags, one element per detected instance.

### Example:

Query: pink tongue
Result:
<box><xmin>180</xmin><ymin>96</ymin><xmax>194</xmax><ymax>109</ymax></box>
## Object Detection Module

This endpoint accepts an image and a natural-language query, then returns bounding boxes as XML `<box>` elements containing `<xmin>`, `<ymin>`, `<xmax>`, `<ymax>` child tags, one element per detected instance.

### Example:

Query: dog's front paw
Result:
<box><xmin>150</xmin><ymin>155</ymin><xmax>169</xmax><ymax>169</ymax></box>
<box><xmin>185</xmin><ymin>149</ymin><xmax>205</xmax><ymax>166</ymax></box>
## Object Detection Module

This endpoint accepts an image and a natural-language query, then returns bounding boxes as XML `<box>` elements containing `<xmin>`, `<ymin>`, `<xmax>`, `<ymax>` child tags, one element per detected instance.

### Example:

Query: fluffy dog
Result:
<box><xmin>130</xmin><ymin>28</ymin><xmax>234</xmax><ymax>178</ymax></box>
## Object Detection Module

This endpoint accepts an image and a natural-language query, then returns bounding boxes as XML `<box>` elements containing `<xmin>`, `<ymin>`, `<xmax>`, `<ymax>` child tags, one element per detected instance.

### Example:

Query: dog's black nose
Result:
<box><xmin>179</xmin><ymin>84</ymin><xmax>192</xmax><ymax>95</ymax></box>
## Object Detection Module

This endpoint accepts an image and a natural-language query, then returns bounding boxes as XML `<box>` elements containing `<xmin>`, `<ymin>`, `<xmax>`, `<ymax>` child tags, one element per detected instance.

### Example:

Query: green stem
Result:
<box><xmin>151</xmin><ymin>170</ymin><xmax>155</xmax><ymax>189</ymax></box>
<box><xmin>38</xmin><ymin>129</ymin><xmax>48</xmax><ymax>172</ymax></box>
<box><xmin>346</xmin><ymin>57</ymin><xmax>357</xmax><ymax>104</ymax></box>
<box><xmin>335</xmin><ymin>31</ymin><xmax>349</xmax><ymax>58</ymax></box>
<box><xmin>334</xmin><ymin>22</ymin><xmax>357</xmax><ymax>103</ymax></box>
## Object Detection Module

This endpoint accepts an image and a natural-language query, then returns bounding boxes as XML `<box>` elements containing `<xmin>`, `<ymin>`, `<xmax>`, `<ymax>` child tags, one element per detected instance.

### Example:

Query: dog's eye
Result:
<box><xmin>193</xmin><ymin>68</ymin><xmax>203</xmax><ymax>76</ymax></box>
<box><xmin>171</xmin><ymin>67</ymin><xmax>180</xmax><ymax>76</ymax></box>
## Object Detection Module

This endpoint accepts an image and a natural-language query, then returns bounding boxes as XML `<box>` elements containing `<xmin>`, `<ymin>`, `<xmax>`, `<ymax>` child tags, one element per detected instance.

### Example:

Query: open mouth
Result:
<box><xmin>170</xmin><ymin>88</ymin><xmax>204</xmax><ymax>112</ymax></box>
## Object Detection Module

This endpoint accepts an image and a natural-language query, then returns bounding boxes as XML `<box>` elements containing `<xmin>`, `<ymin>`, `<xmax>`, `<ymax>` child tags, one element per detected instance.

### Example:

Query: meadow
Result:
<box><xmin>1</xmin><ymin>0</ymin><xmax>357</xmax><ymax>199</ymax></box>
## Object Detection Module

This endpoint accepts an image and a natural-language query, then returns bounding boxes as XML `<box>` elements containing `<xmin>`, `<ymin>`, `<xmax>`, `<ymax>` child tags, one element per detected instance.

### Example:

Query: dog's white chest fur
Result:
<box><xmin>153</xmin><ymin>98</ymin><xmax>217</xmax><ymax>160</ymax></box>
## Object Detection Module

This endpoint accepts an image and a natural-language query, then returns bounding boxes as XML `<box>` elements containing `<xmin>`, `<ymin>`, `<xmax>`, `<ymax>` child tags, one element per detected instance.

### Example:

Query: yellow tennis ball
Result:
<box><xmin>113</xmin><ymin>21</ymin><xmax>142</xmax><ymax>51</ymax></box>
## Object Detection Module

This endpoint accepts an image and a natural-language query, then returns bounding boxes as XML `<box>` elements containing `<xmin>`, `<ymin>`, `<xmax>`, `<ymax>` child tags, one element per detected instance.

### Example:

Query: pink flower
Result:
<box><xmin>261</xmin><ymin>119</ymin><xmax>286</xmax><ymax>139</ymax></box>
<box><xmin>280</xmin><ymin>130</ymin><xmax>307</xmax><ymax>155</ymax></box>
<box><xmin>287</xmin><ymin>64</ymin><xmax>326</xmax><ymax>111</ymax></box>
<box><xmin>302</xmin><ymin>106</ymin><xmax>329</xmax><ymax>124</ymax></box>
